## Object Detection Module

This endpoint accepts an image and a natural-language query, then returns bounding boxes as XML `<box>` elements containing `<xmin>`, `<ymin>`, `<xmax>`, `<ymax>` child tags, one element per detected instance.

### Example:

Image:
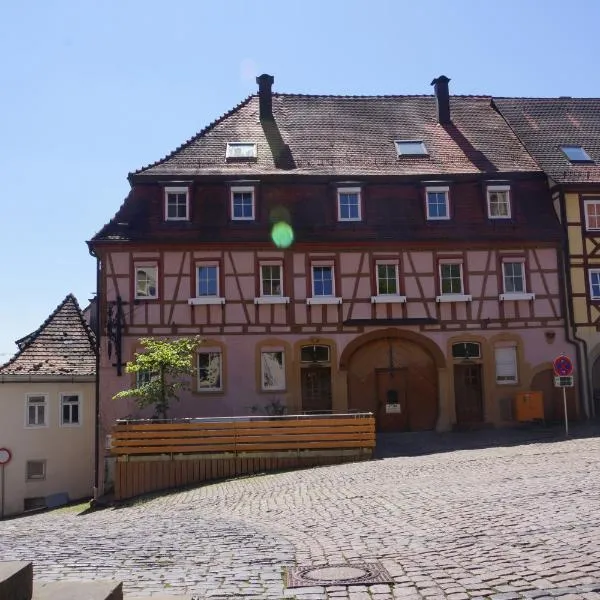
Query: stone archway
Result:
<box><xmin>341</xmin><ymin>329</ymin><xmax>443</xmax><ymax>432</ymax></box>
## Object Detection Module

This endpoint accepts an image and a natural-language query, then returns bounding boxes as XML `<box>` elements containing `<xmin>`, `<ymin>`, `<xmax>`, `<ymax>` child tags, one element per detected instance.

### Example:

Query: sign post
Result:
<box><xmin>553</xmin><ymin>355</ymin><xmax>574</xmax><ymax>436</ymax></box>
<box><xmin>0</xmin><ymin>448</ymin><xmax>12</xmax><ymax>520</ymax></box>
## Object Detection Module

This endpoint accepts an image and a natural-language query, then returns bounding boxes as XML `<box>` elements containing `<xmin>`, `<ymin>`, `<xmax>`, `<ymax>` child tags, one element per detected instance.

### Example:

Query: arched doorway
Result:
<box><xmin>342</xmin><ymin>330</ymin><xmax>442</xmax><ymax>432</ymax></box>
<box><xmin>531</xmin><ymin>368</ymin><xmax>577</xmax><ymax>422</ymax></box>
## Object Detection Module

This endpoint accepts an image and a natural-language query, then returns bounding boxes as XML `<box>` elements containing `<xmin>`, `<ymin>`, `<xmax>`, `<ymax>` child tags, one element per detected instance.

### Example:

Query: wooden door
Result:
<box><xmin>301</xmin><ymin>367</ymin><xmax>332</xmax><ymax>413</ymax></box>
<box><xmin>454</xmin><ymin>364</ymin><xmax>484</xmax><ymax>426</ymax></box>
<box><xmin>376</xmin><ymin>369</ymin><xmax>409</xmax><ymax>432</ymax></box>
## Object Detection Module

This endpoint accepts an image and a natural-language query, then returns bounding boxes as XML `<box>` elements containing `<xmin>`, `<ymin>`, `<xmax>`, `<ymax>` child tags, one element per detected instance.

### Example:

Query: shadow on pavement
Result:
<box><xmin>375</xmin><ymin>421</ymin><xmax>600</xmax><ymax>459</ymax></box>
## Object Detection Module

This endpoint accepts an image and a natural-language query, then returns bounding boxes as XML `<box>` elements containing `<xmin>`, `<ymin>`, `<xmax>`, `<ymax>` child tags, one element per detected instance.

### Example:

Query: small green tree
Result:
<box><xmin>113</xmin><ymin>336</ymin><xmax>202</xmax><ymax>420</ymax></box>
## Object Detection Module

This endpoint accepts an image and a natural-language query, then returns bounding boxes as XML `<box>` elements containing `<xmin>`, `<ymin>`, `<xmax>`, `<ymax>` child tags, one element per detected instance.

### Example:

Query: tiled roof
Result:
<box><xmin>0</xmin><ymin>294</ymin><xmax>96</xmax><ymax>377</ymax></box>
<box><xmin>130</xmin><ymin>94</ymin><xmax>540</xmax><ymax>179</ymax></box>
<box><xmin>494</xmin><ymin>98</ymin><xmax>600</xmax><ymax>184</ymax></box>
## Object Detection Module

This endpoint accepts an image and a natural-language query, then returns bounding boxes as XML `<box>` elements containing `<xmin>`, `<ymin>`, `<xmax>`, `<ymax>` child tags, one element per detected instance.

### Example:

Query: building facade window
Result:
<box><xmin>426</xmin><ymin>187</ymin><xmax>450</xmax><ymax>220</ymax></box>
<box><xmin>495</xmin><ymin>346</ymin><xmax>518</xmax><ymax>384</ymax></box>
<box><xmin>260</xmin><ymin>264</ymin><xmax>282</xmax><ymax>296</ymax></box>
<box><xmin>26</xmin><ymin>460</ymin><xmax>46</xmax><ymax>481</ymax></box>
<box><xmin>197</xmin><ymin>265</ymin><xmax>219</xmax><ymax>297</ymax></box>
<box><xmin>300</xmin><ymin>345</ymin><xmax>330</xmax><ymax>363</ymax></box>
<box><xmin>584</xmin><ymin>200</ymin><xmax>600</xmax><ymax>231</ymax></box>
<box><xmin>376</xmin><ymin>263</ymin><xmax>399</xmax><ymax>295</ymax></box>
<box><xmin>502</xmin><ymin>262</ymin><xmax>526</xmax><ymax>293</ymax></box>
<box><xmin>261</xmin><ymin>350</ymin><xmax>285</xmax><ymax>391</ymax></box>
<box><xmin>231</xmin><ymin>187</ymin><xmax>255</xmax><ymax>220</ymax></box>
<box><xmin>136</xmin><ymin>370</ymin><xmax>152</xmax><ymax>387</ymax></box>
<box><xmin>452</xmin><ymin>342</ymin><xmax>481</xmax><ymax>360</ymax></box>
<box><xmin>135</xmin><ymin>266</ymin><xmax>158</xmax><ymax>299</ymax></box>
<box><xmin>26</xmin><ymin>394</ymin><xmax>47</xmax><ymax>427</ymax></box>
<box><xmin>226</xmin><ymin>142</ymin><xmax>257</xmax><ymax>159</ymax></box>
<box><xmin>337</xmin><ymin>188</ymin><xmax>361</xmax><ymax>221</ymax></box>
<box><xmin>440</xmin><ymin>263</ymin><xmax>464</xmax><ymax>294</ymax></box>
<box><xmin>312</xmin><ymin>265</ymin><xmax>334</xmax><ymax>296</ymax></box>
<box><xmin>487</xmin><ymin>185</ymin><xmax>511</xmax><ymax>219</ymax></box>
<box><xmin>589</xmin><ymin>269</ymin><xmax>600</xmax><ymax>299</ymax></box>
<box><xmin>164</xmin><ymin>187</ymin><xmax>189</xmax><ymax>221</ymax></box>
<box><xmin>60</xmin><ymin>394</ymin><xmax>80</xmax><ymax>426</ymax></box>
<box><xmin>197</xmin><ymin>351</ymin><xmax>222</xmax><ymax>391</ymax></box>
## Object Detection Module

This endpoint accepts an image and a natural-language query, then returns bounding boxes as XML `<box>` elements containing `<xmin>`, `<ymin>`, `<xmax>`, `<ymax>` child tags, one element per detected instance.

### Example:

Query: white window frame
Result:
<box><xmin>59</xmin><ymin>393</ymin><xmax>81</xmax><ymax>427</ymax></box>
<box><xmin>230</xmin><ymin>186</ymin><xmax>255</xmax><ymax>221</ymax></box>
<box><xmin>395</xmin><ymin>140</ymin><xmax>428</xmax><ymax>156</ymax></box>
<box><xmin>371</xmin><ymin>261</ymin><xmax>406</xmax><ymax>304</ymax></box>
<box><xmin>135</xmin><ymin>265</ymin><xmax>158</xmax><ymax>300</ymax></box>
<box><xmin>164</xmin><ymin>186</ymin><xmax>189</xmax><ymax>221</ymax></box>
<box><xmin>486</xmin><ymin>185</ymin><xmax>512</xmax><ymax>219</ymax></box>
<box><xmin>226</xmin><ymin>142</ymin><xmax>257</xmax><ymax>159</ymax></box>
<box><xmin>188</xmin><ymin>263</ymin><xmax>225</xmax><ymax>305</ymax></box>
<box><xmin>500</xmin><ymin>260</ymin><xmax>535</xmax><ymax>301</ymax></box>
<box><xmin>436</xmin><ymin>261</ymin><xmax>472</xmax><ymax>302</ymax></box>
<box><xmin>255</xmin><ymin>262</ymin><xmax>290</xmax><ymax>304</ymax></box>
<box><xmin>337</xmin><ymin>187</ymin><xmax>362</xmax><ymax>222</ymax></box>
<box><xmin>26</xmin><ymin>460</ymin><xmax>46</xmax><ymax>481</ymax></box>
<box><xmin>25</xmin><ymin>394</ymin><xmax>48</xmax><ymax>428</ymax></box>
<box><xmin>136</xmin><ymin>370</ymin><xmax>153</xmax><ymax>388</ymax></box>
<box><xmin>495</xmin><ymin>346</ymin><xmax>518</xmax><ymax>384</ymax></box>
<box><xmin>308</xmin><ymin>263</ymin><xmax>342</xmax><ymax>305</ymax></box>
<box><xmin>197</xmin><ymin>350</ymin><xmax>223</xmax><ymax>392</ymax></box>
<box><xmin>589</xmin><ymin>269</ymin><xmax>600</xmax><ymax>300</ymax></box>
<box><xmin>584</xmin><ymin>199</ymin><xmax>600</xmax><ymax>231</ymax></box>
<box><xmin>261</xmin><ymin>350</ymin><xmax>286</xmax><ymax>391</ymax></box>
<box><xmin>425</xmin><ymin>186</ymin><xmax>450</xmax><ymax>221</ymax></box>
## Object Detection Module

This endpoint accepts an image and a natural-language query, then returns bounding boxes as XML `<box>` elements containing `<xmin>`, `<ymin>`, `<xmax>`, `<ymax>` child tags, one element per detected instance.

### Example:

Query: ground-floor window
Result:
<box><xmin>495</xmin><ymin>346</ymin><xmax>518</xmax><ymax>384</ymax></box>
<box><xmin>261</xmin><ymin>350</ymin><xmax>285</xmax><ymax>391</ymax></box>
<box><xmin>197</xmin><ymin>351</ymin><xmax>222</xmax><ymax>391</ymax></box>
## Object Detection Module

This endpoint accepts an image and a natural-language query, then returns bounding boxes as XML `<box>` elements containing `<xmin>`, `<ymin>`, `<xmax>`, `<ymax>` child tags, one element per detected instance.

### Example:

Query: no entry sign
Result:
<box><xmin>553</xmin><ymin>354</ymin><xmax>574</xmax><ymax>377</ymax></box>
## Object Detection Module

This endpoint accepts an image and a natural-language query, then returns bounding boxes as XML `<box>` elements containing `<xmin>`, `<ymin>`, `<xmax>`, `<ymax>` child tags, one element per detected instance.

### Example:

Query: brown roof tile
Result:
<box><xmin>0</xmin><ymin>294</ymin><xmax>96</xmax><ymax>377</ymax></box>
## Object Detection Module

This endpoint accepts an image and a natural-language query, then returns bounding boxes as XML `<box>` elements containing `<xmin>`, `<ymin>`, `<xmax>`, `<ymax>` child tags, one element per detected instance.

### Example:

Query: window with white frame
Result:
<box><xmin>495</xmin><ymin>346</ymin><xmax>518</xmax><ymax>384</ymax></box>
<box><xmin>135</xmin><ymin>266</ymin><xmax>158</xmax><ymax>299</ymax></box>
<box><xmin>589</xmin><ymin>269</ymin><xmax>600</xmax><ymax>300</ymax></box>
<box><xmin>26</xmin><ymin>460</ymin><xmax>46</xmax><ymax>481</ymax></box>
<box><xmin>231</xmin><ymin>187</ymin><xmax>255</xmax><ymax>220</ymax></box>
<box><xmin>440</xmin><ymin>263</ymin><xmax>464</xmax><ymax>294</ymax></box>
<box><xmin>60</xmin><ymin>394</ymin><xmax>80</xmax><ymax>426</ymax></box>
<box><xmin>426</xmin><ymin>187</ymin><xmax>450</xmax><ymax>220</ymax></box>
<box><xmin>260</xmin><ymin>264</ymin><xmax>282</xmax><ymax>296</ymax></box>
<box><xmin>312</xmin><ymin>265</ymin><xmax>334</xmax><ymax>297</ymax></box>
<box><xmin>226</xmin><ymin>142</ymin><xmax>257</xmax><ymax>159</ymax></box>
<box><xmin>584</xmin><ymin>200</ymin><xmax>600</xmax><ymax>231</ymax></box>
<box><xmin>487</xmin><ymin>185</ymin><xmax>511</xmax><ymax>219</ymax></box>
<box><xmin>165</xmin><ymin>187</ymin><xmax>189</xmax><ymax>221</ymax></box>
<box><xmin>136</xmin><ymin>370</ymin><xmax>153</xmax><ymax>388</ymax></box>
<box><xmin>261</xmin><ymin>350</ymin><xmax>285</xmax><ymax>391</ymax></box>
<box><xmin>376</xmin><ymin>263</ymin><xmax>399</xmax><ymax>295</ymax></box>
<box><xmin>502</xmin><ymin>261</ymin><xmax>526</xmax><ymax>293</ymax></box>
<box><xmin>26</xmin><ymin>394</ymin><xmax>47</xmax><ymax>427</ymax></box>
<box><xmin>197</xmin><ymin>351</ymin><xmax>222</xmax><ymax>391</ymax></box>
<box><xmin>197</xmin><ymin>265</ymin><xmax>219</xmax><ymax>297</ymax></box>
<box><xmin>337</xmin><ymin>188</ymin><xmax>361</xmax><ymax>221</ymax></box>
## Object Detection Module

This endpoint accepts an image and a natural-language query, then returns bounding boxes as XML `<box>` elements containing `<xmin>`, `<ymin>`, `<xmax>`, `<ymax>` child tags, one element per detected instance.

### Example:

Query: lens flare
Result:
<box><xmin>271</xmin><ymin>221</ymin><xmax>294</xmax><ymax>248</ymax></box>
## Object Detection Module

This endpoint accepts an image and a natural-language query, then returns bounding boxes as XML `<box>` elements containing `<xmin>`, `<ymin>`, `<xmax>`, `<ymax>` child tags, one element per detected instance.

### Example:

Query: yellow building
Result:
<box><xmin>496</xmin><ymin>98</ymin><xmax>600</xmax><ymax>418</ymax></box>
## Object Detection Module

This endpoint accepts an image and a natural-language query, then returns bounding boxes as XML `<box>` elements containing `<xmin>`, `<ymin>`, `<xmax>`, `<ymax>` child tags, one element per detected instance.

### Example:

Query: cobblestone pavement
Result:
<box><xmin>2</xmin><ymin>432</ymin><xmax>600</xmax><ymax>600</ymax></box>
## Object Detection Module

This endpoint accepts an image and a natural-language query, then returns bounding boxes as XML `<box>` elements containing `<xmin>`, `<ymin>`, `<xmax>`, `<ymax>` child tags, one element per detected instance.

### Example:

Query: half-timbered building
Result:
<box><xmin>496</xmin><ymin>98</ymin><xmax>600</xmax><ymax>418</ymax></box>
<box><xmin>89</xmin><ymin>75</ymin><xmax>576</xmax><ymax>467</ymax></box>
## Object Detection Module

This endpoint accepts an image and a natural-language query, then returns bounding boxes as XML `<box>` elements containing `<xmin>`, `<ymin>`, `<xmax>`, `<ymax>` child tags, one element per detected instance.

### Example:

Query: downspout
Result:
<box><xmin>557</xmin><ymin>186</ymin><xmax>592</xmax><ymax>418</ymax></box>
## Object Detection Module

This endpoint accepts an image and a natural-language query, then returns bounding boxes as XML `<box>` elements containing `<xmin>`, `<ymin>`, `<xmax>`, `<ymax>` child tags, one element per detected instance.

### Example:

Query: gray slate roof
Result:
<box><xmin>0</xmin><ymin>294</ymin><xmax>96</xmax><ymax>377</ymax></box>
<box><xmin>494</xmin><ymin>98</ymin><xmax>600</xmax><ymax>184</ymax></box>
<box><xmin>130</xmin><ymin>94</ymin><xmax>540</xmax><ymax>179</ymax></box>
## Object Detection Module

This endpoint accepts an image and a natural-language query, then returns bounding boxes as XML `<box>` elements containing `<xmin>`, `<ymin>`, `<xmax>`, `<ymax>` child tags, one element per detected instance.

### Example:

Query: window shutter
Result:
<box><xmin>495</xmin><ymin>347</ymin><xmax>517</xmax><ymax>382</ymax></box>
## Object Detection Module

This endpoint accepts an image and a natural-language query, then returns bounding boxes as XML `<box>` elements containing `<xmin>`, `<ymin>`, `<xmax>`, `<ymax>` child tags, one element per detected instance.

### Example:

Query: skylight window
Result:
<box><xmin>226</xmin><ymin>142</ymin><xmax>257</xmax><ymax>159</ymax></box>
<box><xmin>395</xmin><ymin>140</ymin><xmax>428</xmax><ymax>156</ymax></box>
<box><xmin>560</xmin><ymin>145</ymin><xmax>593</xmax><ymax>163</ymax></box>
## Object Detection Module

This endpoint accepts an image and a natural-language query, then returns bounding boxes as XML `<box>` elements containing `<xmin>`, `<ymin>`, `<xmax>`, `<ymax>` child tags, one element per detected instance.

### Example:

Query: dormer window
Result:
<box><xmin>425</xmin><ymin>186</ymin><xmax>450</xmax><ymax>220</ymax></box>
<box><xmin>231</xmin><ymin>186</ymin><xmax>255</xmax><ymax>221</ymax></box>
<box><xmin>560</xmin><ymin>145</ymin><xmax>593</xmax><ymax>163</ymax></box>
<box><xmin>226</xmin><ymin>142</ymin><xmax>257</xmax><ymax>159</ymax></box>
<box><xmin>487</xmin><ymin>185</ymin><xmax>511</xmax><ymax>219</ymax></box>
<box><xmin>337</xmin><ymin>187</ymin><xmax>362</xmax><ymax>221</ymax></box>
<box><xmin>164</xmin><ymin>187</ymin><xmax>189</xmax><ymax>221</ymax></box>
<box><xmin>395</xmin><ymin>140</ymin><xmax>428</xmax><ymax>156</ymax></box>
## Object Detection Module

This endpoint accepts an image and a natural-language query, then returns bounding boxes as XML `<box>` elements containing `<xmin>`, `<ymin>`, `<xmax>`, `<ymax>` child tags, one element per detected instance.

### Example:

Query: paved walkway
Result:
<box><xmin>1</xmin><ymin>427</ymin><xmax>600</xmax><ymax>599</ymax></box>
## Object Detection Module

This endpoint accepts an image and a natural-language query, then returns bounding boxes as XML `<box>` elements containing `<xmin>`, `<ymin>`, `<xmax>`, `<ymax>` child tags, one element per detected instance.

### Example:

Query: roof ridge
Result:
<box><xmin>129</xmin><ymin>94</ymin><xmax>255</xmax><ymax>179</ymax></box>
<box><xmin>494</xmin><ymin>96</ymin><xmax>600</xmax><ymax>101</ymax></box>
<box><xmin>0</xmin><ymin>293</ymin><xmax>96</xmax><ymax>374</ymax></box>
<box><xmin>273</xmin><ymin>92</ymin><xmax>493</xmax><ymax>99</ymax></box>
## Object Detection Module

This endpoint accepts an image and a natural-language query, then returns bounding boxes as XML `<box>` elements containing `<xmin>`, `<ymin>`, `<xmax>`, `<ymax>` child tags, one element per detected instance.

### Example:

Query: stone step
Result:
<box><xmin>125</xmin><ymin>596</ymin><xmax>197</xmax><ymax>600</ymax></box>
<box><xmin>33</xmin><ymin>580</ymin><xmax>123</xmax><ymax>600</ymax></box>
<box><xmin>0</xmin><ymin>561</ymin><xmax>33</xmax><ymax>600</ymax></box>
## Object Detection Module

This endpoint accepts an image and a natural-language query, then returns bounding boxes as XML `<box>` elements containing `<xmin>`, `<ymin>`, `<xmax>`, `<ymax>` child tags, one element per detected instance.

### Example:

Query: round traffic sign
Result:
<box><xmin>0</xmin><ymin>448</ymin><xmax>11</xmax><ymax>465</ymax></box>
<box><xmin>553</xmin><ymin>355</ymin><xmax>573</xmax><ymax>377</ymax></box>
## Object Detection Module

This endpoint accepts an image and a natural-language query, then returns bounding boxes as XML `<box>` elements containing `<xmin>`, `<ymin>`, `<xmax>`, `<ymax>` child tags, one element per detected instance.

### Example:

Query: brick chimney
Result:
<box><xmin>431</xmin><ymin>75</ymin><xmax>451</xmax><ymax>125</ymax></box>
<box><xmin>256</xmin><ymin>74</ymin><xmax>275</xmax><ymax>120</ymax></box>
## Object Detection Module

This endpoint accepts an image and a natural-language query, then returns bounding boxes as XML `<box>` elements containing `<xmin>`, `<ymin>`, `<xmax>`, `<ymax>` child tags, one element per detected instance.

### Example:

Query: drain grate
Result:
<box><xmin>286</xmin><ymin>562</ymin><xmax>393</xmax><ymax>588</ymax></box>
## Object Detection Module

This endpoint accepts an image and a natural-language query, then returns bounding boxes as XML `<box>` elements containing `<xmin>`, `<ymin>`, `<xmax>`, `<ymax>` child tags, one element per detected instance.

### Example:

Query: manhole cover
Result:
<box><xmin>286</xmin><ymin>562</ymin><xmax>392</xmax><ymax>588</ymax></box>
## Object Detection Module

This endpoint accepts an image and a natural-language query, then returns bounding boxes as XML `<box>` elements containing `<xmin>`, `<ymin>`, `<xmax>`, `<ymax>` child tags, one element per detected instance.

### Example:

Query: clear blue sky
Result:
<box><xmin>0</xmin><ymin>0</ymin><xmax>599</xmax><ymax>358</ymax></box>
